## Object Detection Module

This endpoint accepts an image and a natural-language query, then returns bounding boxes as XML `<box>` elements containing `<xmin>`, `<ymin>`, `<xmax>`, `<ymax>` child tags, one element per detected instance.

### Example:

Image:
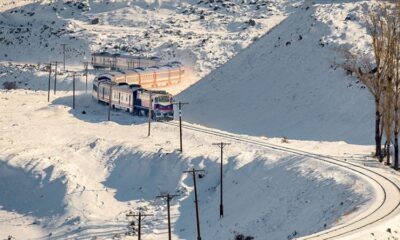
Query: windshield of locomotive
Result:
<box><xmin>156</xmin><ymin>96</ymin><xmax>171</xmax><ymax>103</ymax></box>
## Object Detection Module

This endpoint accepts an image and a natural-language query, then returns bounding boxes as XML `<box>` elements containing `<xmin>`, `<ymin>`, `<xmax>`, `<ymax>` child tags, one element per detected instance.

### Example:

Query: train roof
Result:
<box><xmin>91</xmin><ymin>52</ymin><xmax>161</xmax><ymax>61</ymax></box>
<box><xmin>94</xmin><ymin>62</ymin><xmax>184</xmax><ymax>83</ymax></box>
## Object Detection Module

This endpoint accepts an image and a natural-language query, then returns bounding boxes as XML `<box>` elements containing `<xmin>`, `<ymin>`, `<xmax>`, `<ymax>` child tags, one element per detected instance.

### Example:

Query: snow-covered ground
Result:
<box><xmin>0</xmin><ymin>88</ymin><xmax>379</xmax><ymax>239</ymax></box>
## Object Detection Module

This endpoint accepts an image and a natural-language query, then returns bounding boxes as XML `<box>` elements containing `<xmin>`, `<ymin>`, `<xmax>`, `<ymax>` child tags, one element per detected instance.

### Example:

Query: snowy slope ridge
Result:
<box><xmin>178</xmin><ymin>0</ymin><xmax>374</xmax><ymax>145</ymax></box>
<box><xmin>0</xmin><ymin>91</ymin><xmax>373</xmax><ymax>239</ymax></box>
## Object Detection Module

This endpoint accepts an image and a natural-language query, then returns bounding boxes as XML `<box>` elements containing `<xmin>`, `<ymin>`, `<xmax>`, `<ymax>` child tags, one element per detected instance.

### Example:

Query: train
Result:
<box><xmin>94</xmin><ymin>62</ymin><xmax>184</xmax><ymax>89</ymax></box>
<box><xmin>91</xmin><ymin>52</ymin><xmax>161</xmax><ymax>70</ymax></box>
<box><xmin>92</xmin><ymin>78</ymin><xmax>174</xmax><ymax>120</ymax></box>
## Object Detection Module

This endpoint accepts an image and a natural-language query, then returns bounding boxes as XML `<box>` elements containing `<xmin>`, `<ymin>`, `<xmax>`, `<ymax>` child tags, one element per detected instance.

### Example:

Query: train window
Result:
<box><xmin>157</xmin><ymin>96</ymin><xmax>170</xmax><ymax>102</ymax></box>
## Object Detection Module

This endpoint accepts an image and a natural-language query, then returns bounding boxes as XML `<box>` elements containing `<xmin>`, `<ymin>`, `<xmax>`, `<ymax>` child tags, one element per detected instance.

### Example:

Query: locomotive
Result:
<box><xmin>92</xmin><ymin>77</ymin><xmax>174</xmax><ymax>120</ymax></box>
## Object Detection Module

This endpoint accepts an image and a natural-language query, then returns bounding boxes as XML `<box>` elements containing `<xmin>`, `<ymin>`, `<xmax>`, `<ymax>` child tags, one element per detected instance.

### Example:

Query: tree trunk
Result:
<box><xmin>395</xmin><ymin>136</ymin><xmax>399</xmax><ymax>170</ymax></box>
<box><xmin>386</xmin><ymin>141</ymin><xmax>391</xmax><ymax>165</ymax></box>
<box><xmin>375</xmin><ymin>100</ymin><xmax>383</xmax><ymax>161</ymax></box>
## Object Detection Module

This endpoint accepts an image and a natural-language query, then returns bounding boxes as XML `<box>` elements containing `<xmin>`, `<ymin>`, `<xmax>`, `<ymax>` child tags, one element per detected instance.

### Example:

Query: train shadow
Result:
<box><xmin>51</xmin><ymin>93</ymin><xmax>148</xmax><ymax>126</ymax></box>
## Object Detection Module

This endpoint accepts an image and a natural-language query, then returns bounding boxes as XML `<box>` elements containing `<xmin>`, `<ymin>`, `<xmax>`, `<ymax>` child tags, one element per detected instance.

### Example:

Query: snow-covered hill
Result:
<box><xmin>0</xmin><ymin>0</ymin><xmax>292</xmax><ymax>81</ymax></box>
<box><xmin>3</xmin><ymin>0</ymin><xmax>400</xmax><ymax>240</ymax></box>
<box><xmin>178</xmin><ymin>0</ymin><xmax>375</xmax><ymax>145</ymax></box>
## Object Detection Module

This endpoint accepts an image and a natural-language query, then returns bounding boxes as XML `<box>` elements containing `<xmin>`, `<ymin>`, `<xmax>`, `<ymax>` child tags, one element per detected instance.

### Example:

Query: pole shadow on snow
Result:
<box><xmin>0</xmin><ymin>162</ymin><xmax>66</xmax><ymax>218</ymax></box>
<box><xmin>36</xmin><ymin>223</ymin><xmax>129</xmax><ymax>240</ymax></box>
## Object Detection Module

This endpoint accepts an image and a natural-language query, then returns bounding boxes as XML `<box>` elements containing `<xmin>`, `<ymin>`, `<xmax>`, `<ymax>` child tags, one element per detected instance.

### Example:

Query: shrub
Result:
<box><xmin>3</xmin><ymin>81</ymin><xmax>17</xmax><ymax>90</ymax></box>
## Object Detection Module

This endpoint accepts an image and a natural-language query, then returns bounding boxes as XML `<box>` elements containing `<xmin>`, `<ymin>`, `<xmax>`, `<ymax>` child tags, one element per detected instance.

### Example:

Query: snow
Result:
<box><xmin>178</xmin><ymin>0</ymin><xmax>375</xmax><ymax>145</ymax></box>
<box><xmin>0</xmin><ymin>89</ymin><xmax>375</xmax><ymax>239</ymax></box>
<box><xmin>1</xmin><ymin>0</ymin><xmax>400</xmax><ymax>239</ymax></box>
<box><xmin>0</xmin><ymin>0</ymin><xmax>290</xmax><ymax>82</ymax></box>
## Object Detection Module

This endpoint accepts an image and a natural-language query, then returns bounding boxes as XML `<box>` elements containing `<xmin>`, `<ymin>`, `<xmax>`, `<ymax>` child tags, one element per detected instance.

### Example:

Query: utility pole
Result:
<box><xmin>183</xmin><ymin>168</ymin><xmax>205</xmax><ymax>240</ymax></box>
<box><xmin>82</xmin><ymin>61</ymin><xmax>89</xmax><ymax>94</ymax></box>
<box><xmin>108</xmin><ymin>82</ymin><xmax>114</xmax><ymax>121</ymax></box>
<box><xmin>148</xmin><ymin>91</ymin><xmax>153</xmax><ymax>137</ymax></box>
<box><xmin>72</xmin><ymin>72</ymin><xmax>76</xmax><ymax>109</ymax></box>
<box><xmin>126</xmin><ymin>211</ymin><xmax>153</xmax><ymax>240</ymax></box>
<box><xmin>52</xmin><ymin>61</ymin><xmax>62</xmax><ymax>95</ymax></box>
<box><xmin>156</xmin><ymin>193</ymin><xmax>179</xmax><ymax>240</ymax></box>
<box><xmin>173</xmin><ymin>101</ymin><xmax>189</xmax><ymax>152</ymax></box>
<box><xmin>47</xmin><ymin>63</ymin><xmax>52</xmax><ymax>102</ymax></box>
<box><xmin>61</xmin><ymin>43</ymin><xmax>67</xmax><ymax>72</ymax></box>
<box><xmin>212</xmin><ymin>142</ymin><xmax>231</xmax><ymax>218</ymax></box>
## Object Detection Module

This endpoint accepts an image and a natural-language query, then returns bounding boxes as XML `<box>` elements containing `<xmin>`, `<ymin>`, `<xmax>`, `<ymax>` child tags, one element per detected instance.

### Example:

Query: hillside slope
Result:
<box><xmin>178</xmin><ymin>0</ymin><xmax>374</xmax><ymax>144</ymax></box>
<box><xmin>0</xmin><ymin>0</ymin><xmax>292</xmax><ymax>81</ymax></box>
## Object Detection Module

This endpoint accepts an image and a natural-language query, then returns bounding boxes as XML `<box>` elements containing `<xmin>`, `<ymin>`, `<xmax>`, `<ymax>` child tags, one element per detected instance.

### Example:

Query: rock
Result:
<box><xmin>91</xmin><ymin>18</ymin><xmax>99</xmax><ymax>25</ymax></box>
<box><xmin>248</xmin><ymin>19</ymin><xmax>256</xmax><ymax>26</ymax></box>
<box><xmin>3</xmin><ymin>81</ymin><xmax>17</xmax><ymax>90</ymax></box>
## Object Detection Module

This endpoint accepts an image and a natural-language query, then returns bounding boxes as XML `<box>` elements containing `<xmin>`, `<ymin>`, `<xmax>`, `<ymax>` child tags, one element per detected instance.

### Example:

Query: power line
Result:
<box><xmin>126</xmin><ymin>211</ymin><xmax>153</xmax><ymax>240</ymax></box>
<box><xmin>212</xmin><ymin>142</ymin><xmax>231</xmax><ymax>218</ymax></box>
<box><xmin>148</xmin><ymin>90</ymin><xmax>153</xmax><ymax>137</ymax></box>
<box><xmin>156</xmin><ymin>193</ymin><xmax>179</xmax><ymax>240</ymax></box>
<box><xmin>51</xmin><ymin>61</ymin><xmax>62</xmax><ymax>95</ymax></box>
<box><xmin>173</xmin><ymin>101</ymin><xmax>189</xmax><ymax>152</ymax></box>
<box><xmin>46</xmin><ymin>63</ymin><xmax>52</xmax><ymax>102</ymax></box>
<box><xmin>61</xmin><ymin>43</ymin><xmax>67</xmax><ymax>72</ymax></box>
<box><xmin>82</xmin><ymin>61</ymin><xmax>89</xmax><ymax>94</ymax></box>
<box><xmin>183</xmin><ymin>168</ymin><xmax>205</xmax><ymax>240</ymax></box>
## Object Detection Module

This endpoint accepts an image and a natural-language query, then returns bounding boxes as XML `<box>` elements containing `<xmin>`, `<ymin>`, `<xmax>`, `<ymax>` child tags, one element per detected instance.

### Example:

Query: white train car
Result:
<box><xmin>91</xmin><ymin>52</ymin><xmax>161</xmax><ymax>70</ymax></box>
<box><xmin>94</xmin><ymin>62</ymin><xmax>184</xmax><ymax>89</ymax></box>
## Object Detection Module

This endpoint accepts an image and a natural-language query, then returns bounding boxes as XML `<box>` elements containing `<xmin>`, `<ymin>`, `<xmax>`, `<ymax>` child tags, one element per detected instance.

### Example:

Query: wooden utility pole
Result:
<box><xmin>148</xmin><ymin>91</ymin><xmax>153</xmax><ymax>137</ymax></box>
<box><xmin>183</xmin><ymin>168</ymin><xmax>205</xmax><ymax>240</ymax></box>
<box><xmin>47</xmin><ymin>63</ymin><xmax>52</xmax><ymax>102</ymax></box>
<box><xmin>156</xmin><ymin>193</ymin><xmax>179</xmax><ymax>240</ymax></box>
<box><xmin>61</xmin><ymin>43</ymin><xmax>67</xmax><ymax>72</ymax></box>
<box><xmin>212</xmin><ymin>142</ymin><xmax>231</xmax><ymax>218</ymax></box>
<box><xmin>52</xmin><ymin>61</ymin><xmax>62</xmax><ymax>95</ymax></box>
<box><xmin>82</xmin><ymin>61</ymin><xmax>89</xmax><ymax>94</ymax></box>
<box><xmin>108</xmin><ymin>82</ymin><xmax>114</xmax><ymax>121</ymax></box>
<box><xmin>72</xmin><ymin>72</ymin><xmax>76</xmax><ymax>109</ymax></box>
<box><xmin>126</xmin><ymin>211</ymin><xmax>153</xmax><ymax>240</ymax></box>
<box><xmin>173</xmin><ymin>101</ymin><xmax>189</xmax><ymax>152</ymax></box>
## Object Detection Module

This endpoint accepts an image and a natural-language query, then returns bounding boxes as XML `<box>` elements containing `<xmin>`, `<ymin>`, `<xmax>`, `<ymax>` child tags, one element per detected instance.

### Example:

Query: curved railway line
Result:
<box><xmin>162</xmin><ymin>121</ymin><xmax>400</xmax><ymax>240</ymax></box>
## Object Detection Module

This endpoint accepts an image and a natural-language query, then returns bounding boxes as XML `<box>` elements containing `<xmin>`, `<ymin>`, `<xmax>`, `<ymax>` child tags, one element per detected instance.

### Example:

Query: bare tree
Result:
<box><xmin>341</xmin><ymin>4</ymin><xmax>397</xmax><ymax>163</ymax></box>
<box><xmin>391</xmin><ymin>1</ymin><xmax>400</xmax><ymax>169</ymax></box>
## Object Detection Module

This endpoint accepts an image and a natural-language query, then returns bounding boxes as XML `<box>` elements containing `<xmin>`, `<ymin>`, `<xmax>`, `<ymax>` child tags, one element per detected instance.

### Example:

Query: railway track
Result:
<box><xmin>162</xmin><ymin>121</ymin><xmax>400</xmax><ymax>240</ymax></box>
